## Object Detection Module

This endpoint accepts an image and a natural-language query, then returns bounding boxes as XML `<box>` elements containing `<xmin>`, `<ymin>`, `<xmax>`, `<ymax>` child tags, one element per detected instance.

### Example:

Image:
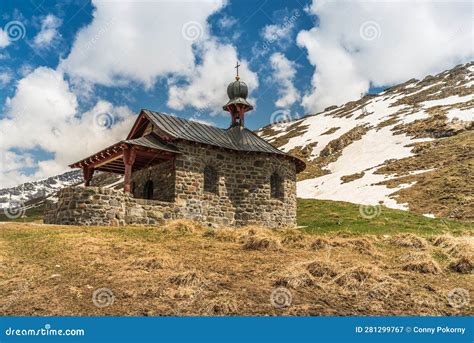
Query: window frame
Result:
<box><xmin>270</xmin><ymin>171</ymin><xmax>284</xmax><ymax>199</ymax></box>
<box><xmin>144</xmin><ymin>180</ymin><xmax>154</xmax><ymax>200</ymax></box>
<box><xmin>203</xmin><ymin>165</ymin><xmax>218</xmax><ymax>194</ymax></box>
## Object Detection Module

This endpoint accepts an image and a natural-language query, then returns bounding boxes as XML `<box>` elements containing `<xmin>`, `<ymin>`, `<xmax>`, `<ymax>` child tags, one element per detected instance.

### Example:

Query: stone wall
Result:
<box><xmin>44</xmin><ymin>186</ymin><xmax>177</xmax><ymax>226</ymax></box>
<box><xmin>173</xmin><ymin>141</ymin><xmax>297</xmax><ymax>227</ymax></box>
<box><xmin>131</xmin><ymin>159</ymin><xmax>175</xmax><ymax>202</ymax></box>
<box><xmin>45</xmin><ymin>141</ymin><xmax>298</xmax><ymax>228</ymax></box>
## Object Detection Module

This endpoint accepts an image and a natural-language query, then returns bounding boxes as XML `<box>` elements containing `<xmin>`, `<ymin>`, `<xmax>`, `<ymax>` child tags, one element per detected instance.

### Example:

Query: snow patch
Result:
<box><xmin>445</xmin><ymin>108</ymin><xmax>473</xmax><ymax>122</ymax></box>
<box><xmin>297</xmin><ymin>126</ymin><xmax>427</xmax><ymax>210</ymax></box>
<box><xmin>422</xmin><ymin>94</ymin><xmax>473</xmax><ymax>108</ymax></box>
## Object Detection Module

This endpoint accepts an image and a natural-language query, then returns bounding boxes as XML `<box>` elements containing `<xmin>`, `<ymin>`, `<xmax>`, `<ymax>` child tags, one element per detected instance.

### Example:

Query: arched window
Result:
<box><xmin>270</xmin><ymin>172</ymin><xmax>284</xmax><ymax>199</ymax></box>
<box><xmin>203</xmin><ymin>166</ymin><xmax>218</xmax><ymax>194</ymax></box>
<box><xmin>144</xmin><ymin>180</ymin><xmax>154</xmax><ymax>200</ymax></box>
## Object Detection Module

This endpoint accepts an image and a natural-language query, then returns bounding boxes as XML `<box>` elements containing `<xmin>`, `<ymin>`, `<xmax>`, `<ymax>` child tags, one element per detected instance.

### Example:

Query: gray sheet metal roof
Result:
<box><xmin>123</xmin><ymin>134</ymin><xmax>180</xmax><ymax>154</ymax></box>
<box><xmin>142</xmin><ymin>109</ymin><xmax>305</xmax><ymax>172</ymax></box>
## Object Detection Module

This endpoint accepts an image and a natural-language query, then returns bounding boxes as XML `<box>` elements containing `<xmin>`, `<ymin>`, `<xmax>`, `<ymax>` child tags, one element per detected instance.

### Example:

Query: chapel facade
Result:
<box><xmin>44</xmin><ymin>71</ymin><xmax>305</xmax><ymax>228</ymax></box>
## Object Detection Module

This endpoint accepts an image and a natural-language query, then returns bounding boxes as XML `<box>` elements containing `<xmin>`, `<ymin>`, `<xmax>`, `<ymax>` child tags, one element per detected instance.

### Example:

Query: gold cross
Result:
<box><xmin>235</xmin><ymin>61</ymin><xmax>240</xmax><ymax>80</ymax></box>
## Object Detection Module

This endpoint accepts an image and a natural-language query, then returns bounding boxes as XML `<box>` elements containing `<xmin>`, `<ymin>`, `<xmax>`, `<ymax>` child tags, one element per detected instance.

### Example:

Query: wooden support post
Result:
<box><xmin>123</xmin><ymin>146</ymin><xmax>136</xmax><ymax>193</ymax></box>
<box><xmin>238</xmin><ymin>104</ymin><xmax>245</xmax><ymax>127</ymax></box>
<box><xmin>83</xmin><ymin>166</ymin><xmax>94</xmax><ymax>186</ymax></box>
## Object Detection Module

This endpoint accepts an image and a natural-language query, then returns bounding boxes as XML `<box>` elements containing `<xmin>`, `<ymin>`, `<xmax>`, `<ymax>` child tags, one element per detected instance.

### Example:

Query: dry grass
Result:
<box><xmin>449</xmin><ymin>255</ymin><xmax>474</xmax><ymax>274</ymax></box>
<box><xmin>201</xmin><ymin>293</ymin><xmax>239</xmax><ymax>315</ymax></box>
<box><xmin>1</xmin><ymin>222</ymin><xmax>472</xmax><ymax>316</ymax></box>
<box><xmin>432</xmin><ymin>234</ymin><xmax>456</xmax><ymax>247</ymax></box>
<box><xmin>163</xmin><ymin>220</ymin><xmax>204</xmax><ymax>234</ymax></box>
<box><xmin>310</xmin><ymin>237</ymin><xmax>331</xmax><ymax>250</ymax></box>
<box><xmin>280</xmin><ymin>228</ymin><xmax>307</xmax><ymax>248</ymax></box>
<box><xmin>391</xmin><ymin>233</ymin><xmax>428</xmax><ymax>249</ymax></box>
<box><xmin>168</xmin><ymin>270</ymin><xmax>207</xmax><ymax>288</ymax></box>
<box><xmin>447</xmin><ymin>242</ymin><xmax>473</xmax><ymax>258</ymax></box>
<box><xmin>375</xmin><ymin>131</ymin><xmax>474</xmax><ymax>220</ymax></box>
<box><xmin>306</xmin><ymin>260</ymin><xmax>338</xmax><ymax>279</ymax></box>
<box><xmin>242</xmin><ymin>235</ymin><xmax>282</xmax><ymax>251</ymax></box>
<box><xmin>130</xmin><ymin>256</ymin><xmax>171</xmax><ymax>271</ymax></box>
<box><xmin>397</xmin><ymin>251</ymin><xmax>429</xmax><ymax>263</ymax></box>
<box><xmin>274</xmin><ymin>263</ymin><xmax>315</xmax><ymax>288</ymax></box>
<box><xmin>310</xmin><ymin>236</ymin><xmax>377</xmax><ymax>256</ymax></box>
<box><xmin>402</xmin><ymin>260</ymin><xmax>442</xmax><ymax>274</ymax></box>
<box><xmin>333</xmin><ymin>265</ymin><xmax>386</xmax><ymax>290</ymax></box>
<box><xmin>240</xmin><ymin>228</ymin><xmax>282</xmax><ymax>251</ymax></box>
<box><xmin>202</xmin><ymin>228</ymin><xmax>239</xmax><ymax>242</ymax></box>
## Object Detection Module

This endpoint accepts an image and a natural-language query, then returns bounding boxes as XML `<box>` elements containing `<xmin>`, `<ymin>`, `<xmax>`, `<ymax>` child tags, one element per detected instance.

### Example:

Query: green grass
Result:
<box><xmin>0</xmin><ymin>204</ymin><xmax>45</xmax><ymax>222</ymax></box>
<box><xmin>1</xmin><ymin>198</ymin><xmax>472</xmax><ymax>236</ymax></box>
<box><xmin>297</xmin><ymin>198</ymin><xmax>472</xmax><ymax>235</ymax></box>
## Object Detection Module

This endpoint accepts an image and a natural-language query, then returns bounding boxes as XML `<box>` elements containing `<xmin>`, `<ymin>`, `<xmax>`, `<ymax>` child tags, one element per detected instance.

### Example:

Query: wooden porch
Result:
<box><xmin>69</xmin><ymin>134</ymin><xmax>180</xmax><ymax>193</ymax></box>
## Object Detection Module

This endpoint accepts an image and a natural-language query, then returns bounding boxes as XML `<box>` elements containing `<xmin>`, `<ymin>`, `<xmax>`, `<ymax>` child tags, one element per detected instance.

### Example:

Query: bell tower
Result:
<box><xmin>223</xmin><ymin>62</ymin><xmax>253</xmax><ymax>127</ymax></box>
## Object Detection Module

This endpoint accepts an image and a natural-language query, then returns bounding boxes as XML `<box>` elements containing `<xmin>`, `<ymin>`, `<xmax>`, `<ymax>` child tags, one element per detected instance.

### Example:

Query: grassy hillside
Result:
<box><xmin>0</xmin><ymin>205</ymin><xmax>472</xmax><ymax>316</ymax></box>
<box><xmin>0</xmin><ymin>204</ymin><xmax>45</xmax><ymax>223</ymax></box>
<box><xmin>297</xmin><ymin>199</ymin><xmax>472</xmax><ymax>235</ymax></box>
<box><xmin>1</xmin><ymin>199</ymin><xmax>472</xmax><ymax>236</ymax></box>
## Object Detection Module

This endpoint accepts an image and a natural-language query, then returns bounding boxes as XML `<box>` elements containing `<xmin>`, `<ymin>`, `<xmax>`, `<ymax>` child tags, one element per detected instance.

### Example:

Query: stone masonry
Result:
<box><xmin>45</xmin><ymin>140</ymin><xmax>297</xmax><ymax>228</ymax></box>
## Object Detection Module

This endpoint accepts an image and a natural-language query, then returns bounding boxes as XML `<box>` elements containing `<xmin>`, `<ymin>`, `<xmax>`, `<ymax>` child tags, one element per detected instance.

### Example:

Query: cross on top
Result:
<box><xmin>235</xmin><ymin>61</ymin><xmax>240</xmax><ymax>80</ymax></box>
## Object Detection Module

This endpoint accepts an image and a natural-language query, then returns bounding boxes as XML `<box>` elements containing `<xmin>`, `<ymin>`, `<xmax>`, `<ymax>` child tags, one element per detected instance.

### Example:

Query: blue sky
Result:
<box><xmin>0</xmin><ymin>0</ymin><xmax>472</xmax><ymax>187</ymax></box>
<box><xmin>1</xmin><ymin>0</ymin><xmax>317</xmax><ymax>130</ymax></box>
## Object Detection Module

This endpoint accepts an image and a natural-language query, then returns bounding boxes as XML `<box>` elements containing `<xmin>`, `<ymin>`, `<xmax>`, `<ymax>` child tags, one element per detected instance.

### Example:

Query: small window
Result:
<box><xmin>144</xmin><ymin>180</ymin><xmax>154</xmax><ymax>200</ymax></box>
<box><xmin>203</xmin><ymin>166</ymin><xmax>218</xmax><ymax>194</ymax></box>
<box><xmin>270</xmin><ymin>172</ymin><xmax>284</xmax><ymax>199</ymax></box>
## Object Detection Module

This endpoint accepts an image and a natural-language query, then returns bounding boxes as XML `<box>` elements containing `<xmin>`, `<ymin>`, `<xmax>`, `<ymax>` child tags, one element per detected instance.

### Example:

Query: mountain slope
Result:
<box><xmin>0</xmin><ymin>170</ymin><xmax>123</xmax><ymax>213</ymax></box>
<box><xmin>0</xmin><ymin>170</ymin><xmax>83</xmax><ymax>209</ymax></box>
<box><xmin>257</xmin><ymin>62</ymin><xmax>473</xmax><ymax>220</ymax></box>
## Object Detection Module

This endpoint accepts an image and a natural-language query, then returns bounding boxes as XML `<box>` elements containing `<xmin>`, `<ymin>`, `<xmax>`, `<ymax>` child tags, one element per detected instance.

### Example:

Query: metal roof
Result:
<box><xmin>69</xmin><ymin>133</ymin><xmax>180</xmax><ymax>169</ymax></box>
<box><xmin>123</xmin><ymin>134</ymin><xmax>180</xmax><ymax>154</ymax></box>
<box><xmin>142</xmin><ymin>110</ymin><xmax>306</xmax><ymax>172</ymax></box>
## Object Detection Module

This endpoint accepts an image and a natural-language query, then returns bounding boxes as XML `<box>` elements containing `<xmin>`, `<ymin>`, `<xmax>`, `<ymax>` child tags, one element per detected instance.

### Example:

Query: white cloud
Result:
<box><xmin>0</xmin><ymin>151</ymin><xmax>36</xmax><ymax>187</ymax></box>
<box><xmin>0</xmin><ymin>29</ymin><xmax>10</xmax><ymax>48</ymax></box>
<box><xmin>218</xmin><ymin>16</ymin><xmax>237</xmax><ymax>29</ymax></box>
<box><xmin>0</xmin><ymin>0</ymin><xmax>262</xmax><ymax>187</ymax></box>
<box><xmin>0</xmin><ymin>71</ymin><xmax>12</xmax><ymax>87</ymax></box>
<box><xmin>33</xmin><ymin>14</ymin><xmax>62</xmax><ymax>48</ymax></box>
<box><xmin>269</xmin><ymin>52</ymin><xmax>300</xmax><ymax>108</ymax></box>
<box><xmin>297</xmin><ymin>0</ymin><xmax>474</xmax><ymax>113</ymax></box>
<box><xmin>261</xmin><ymin>9</ymin><xmax>301</xmax><ymax>50</ymax></box>
<box><xmin>59</xmin><ymin>0</ymin><xmax>226</xmax><ymax>88</ymax></box>
<box><xmin>0</xmin><ymin>67</ymin><xmax>136</xmax><ymax>187</ymax></box>
<box><xmin>262</xmin><ymin>23</ymin><xmax>293</xmax><ymax>44</ymax></box>
<box><xmin>167</xmin><ymin>39</ymin><xmax>259</xmax><ymax>113</ymax></box>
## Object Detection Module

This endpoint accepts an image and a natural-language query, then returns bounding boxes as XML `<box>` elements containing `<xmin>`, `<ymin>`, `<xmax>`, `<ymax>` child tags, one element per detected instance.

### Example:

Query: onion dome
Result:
<box><xmin>227</xmin><ymin>79</ymin><xmax>248</xmax><ymax>99</ymax></box>
<box><xmin>223</xmin><ymin>79</ymin><xmax>253</xmax><ymax>111</ymax></box>
<box><xmin>223</xmin><ymin>62</ymin><xmax>254</xmax><ymax>127</ymax></box>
